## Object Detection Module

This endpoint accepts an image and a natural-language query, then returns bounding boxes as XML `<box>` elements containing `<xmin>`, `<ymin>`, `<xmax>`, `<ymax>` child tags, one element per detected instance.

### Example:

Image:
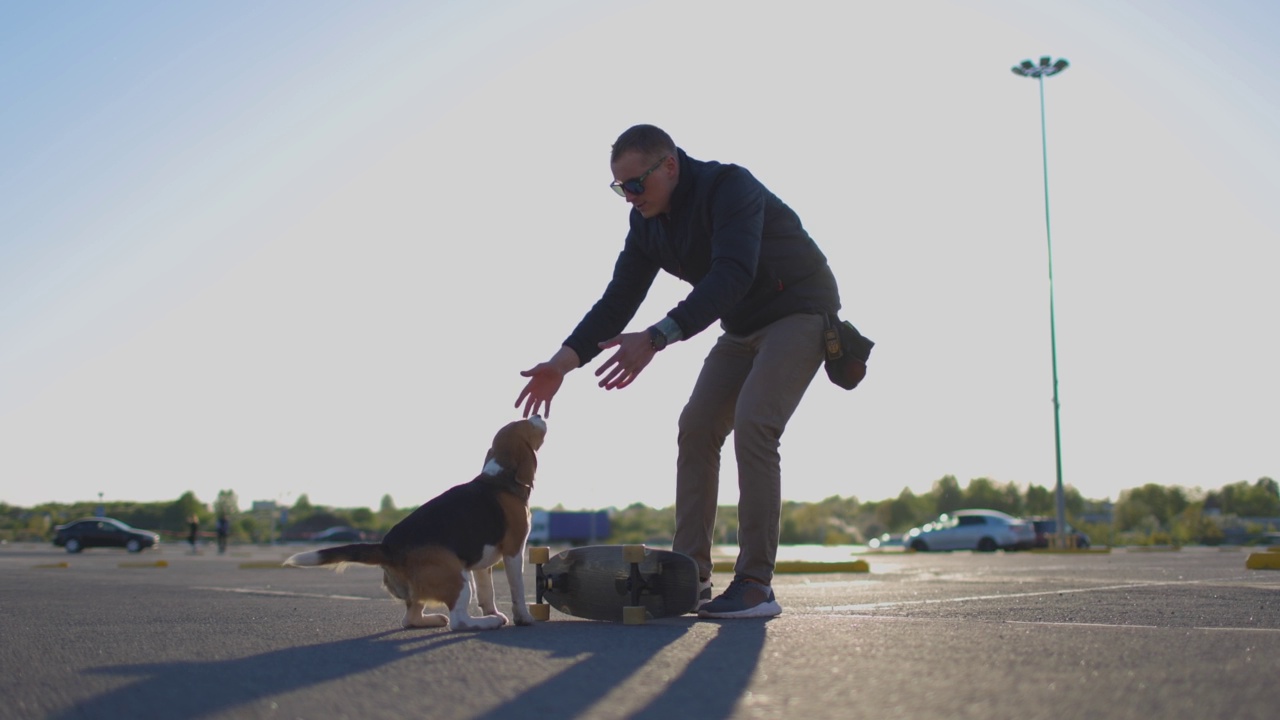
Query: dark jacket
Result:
<box><xmin>564</xmin><ymin>148</ymin><xmax>840</xmax><ymax>365</ymax></box>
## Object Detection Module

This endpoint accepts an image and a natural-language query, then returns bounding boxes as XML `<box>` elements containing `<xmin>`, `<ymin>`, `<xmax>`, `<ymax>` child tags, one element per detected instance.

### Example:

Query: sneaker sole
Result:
<box><xmin>697</xmin><ymin>600</ymin><xmax>782</xmax><ymax>619</ymax></box>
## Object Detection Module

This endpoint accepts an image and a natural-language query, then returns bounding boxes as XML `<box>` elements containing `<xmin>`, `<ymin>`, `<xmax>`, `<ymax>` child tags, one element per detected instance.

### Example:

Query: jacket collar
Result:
<box><xmin>665</xmin><ymin>147</ymin><xmax>696</xmax><ymax>219</ymax></box>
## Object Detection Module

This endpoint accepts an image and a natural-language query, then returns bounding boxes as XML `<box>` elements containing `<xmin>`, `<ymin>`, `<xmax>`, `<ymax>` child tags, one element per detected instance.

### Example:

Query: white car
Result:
<box><xmin>904</xmin><ymin>509</ymin><xmax>1034</xmax><ymax>552</ymax></box>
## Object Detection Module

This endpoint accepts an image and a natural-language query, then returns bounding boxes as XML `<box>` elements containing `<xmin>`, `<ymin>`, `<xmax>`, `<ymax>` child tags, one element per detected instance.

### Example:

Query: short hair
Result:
<box><xmin>611</xmin><ymin>124</ymin><xmax>676</xmax><ymax>163</ymax></box>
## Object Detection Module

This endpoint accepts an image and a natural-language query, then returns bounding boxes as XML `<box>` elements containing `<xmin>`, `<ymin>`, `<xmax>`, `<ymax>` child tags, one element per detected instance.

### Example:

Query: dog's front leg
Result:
<box><xmin>448</xmin><ymin>569</ymin><xmax>506</xmax><ymax>631</ymax></box>
<box><xmin>503</xmin><ymin>548</ymin><xmax>535</xmax><ymax>626</ymax></box>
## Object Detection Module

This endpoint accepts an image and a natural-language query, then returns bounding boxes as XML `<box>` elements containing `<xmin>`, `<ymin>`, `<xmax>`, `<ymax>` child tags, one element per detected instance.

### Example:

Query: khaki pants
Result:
<box><xmin>672</xmin><ymin>312</ymin><xmax>826</xmax><ymax>585</ymax></box>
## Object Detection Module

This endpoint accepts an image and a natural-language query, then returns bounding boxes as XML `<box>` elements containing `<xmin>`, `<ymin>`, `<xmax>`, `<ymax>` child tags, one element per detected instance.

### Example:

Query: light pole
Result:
<box><xmin>1011</xmin><ymin>55</ymin><xmax>1070</xmax><ymax>549</ymax></box>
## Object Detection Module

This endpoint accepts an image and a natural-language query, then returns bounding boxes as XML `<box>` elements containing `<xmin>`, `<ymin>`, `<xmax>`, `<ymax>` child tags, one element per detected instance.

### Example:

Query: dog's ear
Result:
<box><xmin>512</xmin><ymin>440</ymin><xmax>538</xmax><ymax>489</ymax></box>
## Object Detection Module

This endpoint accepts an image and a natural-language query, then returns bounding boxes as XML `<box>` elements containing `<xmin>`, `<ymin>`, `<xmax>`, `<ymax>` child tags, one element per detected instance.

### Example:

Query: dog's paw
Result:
<box><xmin>451</xmin><ymin>614</ymin><xmax>507</xmax><ymax>631</ymax></box>
<box><xmin>404</xmin><ymin>612</ymin><xmax>449</xmax><ymax>629</ymax></box>
<box><xmin>512</xmin><ymin>605</ymin><xmax>536</xmax><ymax>626</ymax></box>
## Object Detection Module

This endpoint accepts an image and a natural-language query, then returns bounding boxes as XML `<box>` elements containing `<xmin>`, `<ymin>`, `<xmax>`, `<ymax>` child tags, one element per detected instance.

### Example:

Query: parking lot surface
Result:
<box><xmin>2</xmin><ymin>543</ymin><xmax>1276</xmax><ymax>719</ymax></box>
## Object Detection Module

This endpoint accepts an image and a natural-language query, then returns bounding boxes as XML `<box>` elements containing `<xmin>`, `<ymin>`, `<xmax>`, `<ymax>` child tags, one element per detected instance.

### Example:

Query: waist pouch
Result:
<box><xmin>823</xmin><ymin>314</ymin><xmax>874</xmax><ymax>390</ymax></box>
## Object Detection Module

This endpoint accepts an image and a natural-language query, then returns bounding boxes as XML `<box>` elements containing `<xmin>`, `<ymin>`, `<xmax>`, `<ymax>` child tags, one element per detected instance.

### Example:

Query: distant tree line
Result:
<box><xmin>2</xmin><ymin>477</ymin><xmax>1276</xmax><ymax>547</ymax></box>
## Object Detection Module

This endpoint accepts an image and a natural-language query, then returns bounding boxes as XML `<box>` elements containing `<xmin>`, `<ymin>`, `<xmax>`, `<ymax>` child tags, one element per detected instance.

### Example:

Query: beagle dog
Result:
<box><xmin>284</xmin><ymin>416</ymin><xmax>546</xmax><ymax>631</ymax></box>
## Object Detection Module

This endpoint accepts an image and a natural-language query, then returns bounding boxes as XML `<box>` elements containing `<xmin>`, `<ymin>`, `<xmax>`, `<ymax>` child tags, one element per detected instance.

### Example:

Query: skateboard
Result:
<box><xmin>528</xmin><ymin>544</ymin><xmax>700</xmax><ymax>624</ymax></box>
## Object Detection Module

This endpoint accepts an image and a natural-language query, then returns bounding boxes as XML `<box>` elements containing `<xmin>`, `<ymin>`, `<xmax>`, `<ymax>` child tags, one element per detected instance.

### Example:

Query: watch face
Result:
<box><xmin>648</xmin><ymin>326</ymin><xmax>667</xmax><ymax>350</ymax></box>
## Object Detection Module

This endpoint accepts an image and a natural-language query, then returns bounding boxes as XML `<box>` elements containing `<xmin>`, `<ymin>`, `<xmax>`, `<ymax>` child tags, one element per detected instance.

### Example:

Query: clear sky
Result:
<box><xmin>2</xmin><ymin>0</ymin><xmax>1277</xmax><ymax>513</ymax></box>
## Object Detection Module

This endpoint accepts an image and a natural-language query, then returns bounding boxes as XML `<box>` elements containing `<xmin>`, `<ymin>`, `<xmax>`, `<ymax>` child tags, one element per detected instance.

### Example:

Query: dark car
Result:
<box><xmin>309</xmin><ymin>526</ymin><xmax>367</xmax><ymax>543</ymax></box>
<box><xmin>53</xmin><ymin>517</ymin><xmax>160</xmax><ymax>554</ymax></box>
<box><xmin>1028</xmin><ymin>517</ymin><xmax>1090</xmax><ymax>549</ymax></box>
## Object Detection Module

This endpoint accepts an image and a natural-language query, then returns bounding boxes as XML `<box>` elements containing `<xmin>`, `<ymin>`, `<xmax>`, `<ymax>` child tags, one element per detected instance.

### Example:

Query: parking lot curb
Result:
<box><xmin>1126</xmin><ymin>546</ymin><xmax>1182</xmax><ymax>552</ymax></box>
<box><xmin>33</xmin><ymin>561</ymin><xmax>69</xmax><ymax>569</ymax></box>
<box><xmin>1245</xmin><ymin>553</ymin><xmax>1280</xmax><ymax>570</ymax></box>
<box><xmin>118</xmin><ymin>560</ymin><xmax>168</xmax><ymax>568</ymax></box>
<box><xmin>713</xmin><ymin>560</ymin><xmax>870</xmax><ymax>574</ymax></box>
<box><xmin>1030</xmin><ymin>548</ymin><xmax>1111</xmax><ymax>554</ymax></box>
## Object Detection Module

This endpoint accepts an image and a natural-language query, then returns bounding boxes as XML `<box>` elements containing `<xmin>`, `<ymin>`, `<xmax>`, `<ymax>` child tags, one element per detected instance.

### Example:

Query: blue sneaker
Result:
<box><xmin>697</xmin><ymin>576</ymin><xmax>781</xmax><ymax>618</ymax></box>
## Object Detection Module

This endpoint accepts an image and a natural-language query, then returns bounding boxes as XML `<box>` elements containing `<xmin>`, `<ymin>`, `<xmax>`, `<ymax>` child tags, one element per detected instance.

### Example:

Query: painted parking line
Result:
<box><xmin>801</xmin><ymin>611</ymin><xmax>1280</xmax><ymax>635</ymax></box>
<box><xmin>1008</xmin><ymin>617</ymin><xmax>1280</xmax><ymax>632</ymax></box>
<box><xmin>1006</xmin><ymin>620</ymin><xmax>1158</xmax><ymax>629</ymax></box>
<box><xmin>193</xmin><ymin>586</ymin><xmax>371</xmax><ymax>601</ymax></box>
<box><xmin>820</xmin><ymin>579</ymin><xmax>1199</xmax><ymax>613</ymax></box>
<box><xmin>1189</xmin><ymin>626</ymin><xmax>1280</xmax><ymax>634</ymax></box>
<box><xmin>715</xmin><ymin>560</ymin><xmax>870</xmax><ymax>574</ymax></box>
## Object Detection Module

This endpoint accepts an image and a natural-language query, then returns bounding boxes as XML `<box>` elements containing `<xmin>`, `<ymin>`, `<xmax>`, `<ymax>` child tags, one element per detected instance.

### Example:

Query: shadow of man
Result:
<box><xmin>472</xmin><ymin>618</ymin><xmax>769</xmax><ymax>720</ymax></box>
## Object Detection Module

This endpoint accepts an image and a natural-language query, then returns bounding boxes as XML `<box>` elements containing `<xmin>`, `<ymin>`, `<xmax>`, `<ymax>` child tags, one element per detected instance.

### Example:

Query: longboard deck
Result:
<box><xmin>537</xmin><ymin>545</ymin><xmax>699</xmax><ymax>622</ymax></box>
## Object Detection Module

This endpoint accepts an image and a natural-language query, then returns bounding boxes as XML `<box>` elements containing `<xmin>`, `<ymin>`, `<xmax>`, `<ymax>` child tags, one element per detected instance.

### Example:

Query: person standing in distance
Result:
<box><xmin>215</xmin><ymin>514</ymin><xmax>230</xmax><ymax>554</ymax></box>
<box><xmin>515</xmin><ymin>124</ymin><xmax>843</xmax><ymax>618</ymax></box>
<box><xmin>186</xmin><ymin>514</ymin><xmax>200</xmax><ymax>554</ymax></box>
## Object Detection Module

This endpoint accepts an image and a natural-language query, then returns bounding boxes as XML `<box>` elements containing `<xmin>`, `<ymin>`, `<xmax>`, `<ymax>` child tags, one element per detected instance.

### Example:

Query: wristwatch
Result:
<box><xmin>647</xmin><ymin>326</ymin><xmax>669</xmax><ymax>351</ymax></box>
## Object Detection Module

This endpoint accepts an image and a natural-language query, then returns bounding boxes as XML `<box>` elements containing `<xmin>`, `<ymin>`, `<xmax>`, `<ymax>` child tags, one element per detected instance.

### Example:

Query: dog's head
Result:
<box><xmin>483</xmin><ymin>415</ymin><xmax>547</xmax><ymax>490</ymax></box>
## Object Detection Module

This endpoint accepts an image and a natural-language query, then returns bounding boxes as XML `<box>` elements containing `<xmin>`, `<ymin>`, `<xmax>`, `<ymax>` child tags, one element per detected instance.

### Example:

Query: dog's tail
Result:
<box><xmin>283</xmin><ymin>543</ymin><xmax>386</xmax><ymax>571</ymax></box>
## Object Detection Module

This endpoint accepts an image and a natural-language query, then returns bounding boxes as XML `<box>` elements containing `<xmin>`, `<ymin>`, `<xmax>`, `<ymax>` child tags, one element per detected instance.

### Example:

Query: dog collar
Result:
<box><xmin>479</xmin><ymin>466</ymin><xmax>532</xmax><ymax>502</ymax></box>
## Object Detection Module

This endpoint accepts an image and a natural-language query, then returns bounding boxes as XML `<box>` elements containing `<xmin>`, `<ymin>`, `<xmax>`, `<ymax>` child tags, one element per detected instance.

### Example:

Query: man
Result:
<box><xmin>515</xmin><ymin>124</ymin><xmax>841</xmax><ymax>618</ymax></box>
<box><xmin>186</xmin><ymin>514</ymin><xmax>199</xmax><ymax>554</ymax></box>
<box><xmin>216</xmin><ymin>515</ymin><xmax>230</xmax><ymax>554</ymax></box>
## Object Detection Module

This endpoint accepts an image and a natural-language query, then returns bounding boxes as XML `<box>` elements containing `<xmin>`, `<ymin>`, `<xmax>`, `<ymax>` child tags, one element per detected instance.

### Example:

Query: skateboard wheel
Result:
<box><xmin>622</xmin><ymin>544</ymin><xmax>647</xmax><ymax>564</ymax></box>
<box><xmin>529</xmin><ymin>546</ymin><xmax>550</xmax><ymax>564</ymax></box>
<box><xmin>623</xmin><ymin>606</ymin><xmax>647</xmax><ymax>625</ymax></box>
<box><xmin>530</xmin><ymin>603</ymin><xmax>551</xmax><ymax>621</ymax></box>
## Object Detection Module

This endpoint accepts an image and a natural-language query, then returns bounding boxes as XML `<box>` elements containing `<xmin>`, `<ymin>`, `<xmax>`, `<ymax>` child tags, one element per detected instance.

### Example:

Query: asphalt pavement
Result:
<box><xmin>2</xmin><ymin>542</ymin><xmax>1277</xmax><ymax>720</ymax></box>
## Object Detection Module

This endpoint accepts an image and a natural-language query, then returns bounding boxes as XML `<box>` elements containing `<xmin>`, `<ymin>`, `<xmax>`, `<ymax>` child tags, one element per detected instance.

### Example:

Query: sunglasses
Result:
<box><xmin>610</xmin><ymin>156</ymin><xmax>668</xmax><ymax>197</ymax></box>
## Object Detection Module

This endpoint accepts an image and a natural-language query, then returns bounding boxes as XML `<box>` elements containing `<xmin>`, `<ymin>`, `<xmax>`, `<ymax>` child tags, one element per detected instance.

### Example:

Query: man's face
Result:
<box><xmin>610</xmin><ymin>151</ymin><xmax>676</xmax><ymax>218</ymax></box>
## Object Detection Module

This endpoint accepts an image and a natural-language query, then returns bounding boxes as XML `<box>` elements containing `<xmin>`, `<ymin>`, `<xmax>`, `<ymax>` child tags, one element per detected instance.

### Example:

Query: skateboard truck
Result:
<box><xmin>529</xmin><ymin>546</ymin><xmax>553</xmax><ymax>621</ymax></box>
<box><xmin>621</xmin><ymin>544</ymin><xmax>651</xmax><ymax>625</ymax></box>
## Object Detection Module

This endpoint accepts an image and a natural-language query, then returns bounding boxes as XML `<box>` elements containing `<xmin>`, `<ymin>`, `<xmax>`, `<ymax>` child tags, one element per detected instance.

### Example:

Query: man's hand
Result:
<box><xmin>516</xmin><ymin>347</ymin><xmax>580</xmax><ymax>418</ymax></box>
<box><xmin>594</xmin><ymin>331</ymin><xmax>657</xmax><ymax>390</ymax></box>
<box><xmin>515</xmin><ymin>364</ymin><xmax>563</xmax><ymax>418</ymax></box>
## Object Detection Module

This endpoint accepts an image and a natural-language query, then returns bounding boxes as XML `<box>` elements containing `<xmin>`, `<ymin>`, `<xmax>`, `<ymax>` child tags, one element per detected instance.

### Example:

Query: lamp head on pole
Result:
<box><xmin>1012</xmin><ymin>56</ymin><xmax>1069</xmax><ymax>78</ymax></box>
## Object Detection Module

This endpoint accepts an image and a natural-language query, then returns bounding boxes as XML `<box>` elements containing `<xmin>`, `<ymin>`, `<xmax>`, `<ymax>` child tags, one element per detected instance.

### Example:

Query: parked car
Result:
<box><xmin>1027</xmin><ymin>517</ymin><xmax>1091</xmax><ymax>549</ymax></box>
<box><xmin>904</xmin><ymin>509</ymin><xmax>1034</xmax><ymax>552</ymax></box>
<box><xmin>52</xmin><ymin>517</ymin><xmax>160</xmax><ymax>554</ymax></box>
<box><xmin>309</xmin><ymin>526</ymin><xmax>367</xmax><ymax>543</ymax></box>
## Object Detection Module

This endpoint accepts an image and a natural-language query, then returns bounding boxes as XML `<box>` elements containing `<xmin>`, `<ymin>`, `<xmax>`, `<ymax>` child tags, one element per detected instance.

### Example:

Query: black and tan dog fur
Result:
<box><xmin>284</xmin><ymin>416</ymin><xmax>546</xmax><ymax>631</ymax></box>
